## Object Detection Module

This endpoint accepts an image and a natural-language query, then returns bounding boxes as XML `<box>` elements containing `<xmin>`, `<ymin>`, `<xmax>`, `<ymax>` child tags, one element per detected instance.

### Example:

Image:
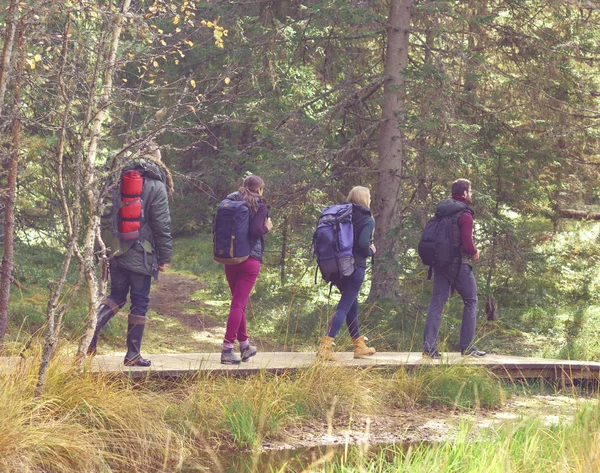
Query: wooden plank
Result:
<box><xmin>87</xmin><ymin>352</ymin><xmax>600</xmax><ymax>381</ymax></box>
<box><xmin>3</xmin><ymin>352</ymin><xmax>600</xmax><ymax>382</ymax></box>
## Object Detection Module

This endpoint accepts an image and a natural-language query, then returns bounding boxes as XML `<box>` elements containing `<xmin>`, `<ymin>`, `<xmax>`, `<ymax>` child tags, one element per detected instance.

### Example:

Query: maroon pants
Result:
<box><xmin>224</xmin><ymin>257</ymin><xmax>261</xmax><ymax>343</ymax></box>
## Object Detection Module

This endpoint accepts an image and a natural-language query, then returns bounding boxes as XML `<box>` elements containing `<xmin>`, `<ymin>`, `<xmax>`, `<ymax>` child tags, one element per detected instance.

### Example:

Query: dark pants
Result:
<box><xmin>107</xmin><ymin>261</ymin><xmax>152</xmax><ymax>316</ymax></box>
<box><xmin>327</xmin><ymin>266</ymin><xmax>366</xmax><ymax>339</ymax></box>
<box><xmin>423</xmin><ymin>264</ymin><xmax>478</xmax><ymax>352</ymax></box>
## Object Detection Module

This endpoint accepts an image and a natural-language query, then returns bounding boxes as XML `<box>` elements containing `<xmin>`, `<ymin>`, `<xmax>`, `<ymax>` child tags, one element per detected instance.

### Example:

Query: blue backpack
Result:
<box><xmin>312</xmin><ymin>203</ymin><xmax>355</xmax><ymax>282</ymax></box>
<box><xmin>213</xmin><ymin>198</ymin><xmax>251</xmax><ymax>265</ymax></box>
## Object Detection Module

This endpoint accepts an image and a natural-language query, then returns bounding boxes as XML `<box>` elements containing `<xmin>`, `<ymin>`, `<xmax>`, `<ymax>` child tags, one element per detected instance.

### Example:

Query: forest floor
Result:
<box><xmin>142</xmin><ymin>271</ymin><xmax>591</xmax><ymax>451</ymax></box>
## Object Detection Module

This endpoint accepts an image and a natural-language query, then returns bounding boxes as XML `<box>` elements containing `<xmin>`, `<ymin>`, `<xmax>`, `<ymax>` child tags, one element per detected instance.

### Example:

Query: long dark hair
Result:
<box><xmin>239</xmin><ymin>175</ymin><xmax>265</xmax><ymax>212</ymax></box>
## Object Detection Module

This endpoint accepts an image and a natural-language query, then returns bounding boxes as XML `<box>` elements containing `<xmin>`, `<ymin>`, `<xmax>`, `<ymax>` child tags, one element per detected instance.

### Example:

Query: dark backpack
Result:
<box><xmin>312</xmin><ymin>203</ymin><xmax>355</xmax><ymax>282</ymax></box>
<box><xmin>101</xmin><ymin>167</ymin><xmax>147</xmax><ymax>256</ymax></box>
<box><xmin>213</xmin><ymin>198</ymin><xmax>251</xmax><ymax>265</ymax></box>
<box><xmin>418</xmin><ymin>207</ymin><xmax>468</xmax><ymax>276</ymax></box>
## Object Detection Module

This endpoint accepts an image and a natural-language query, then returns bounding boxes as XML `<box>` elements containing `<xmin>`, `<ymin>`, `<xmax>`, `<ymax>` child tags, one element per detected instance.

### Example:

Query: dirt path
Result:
<box><xmin>150</xmin><ymin>272</ymin><xmax>218</xmax><ymax>330</ymax></box>
<box><xmin>147</xmin><ymin>271</ymin><xmax>283</xmax><ymax>353</ymax></box>
<box><xmin>145</xmin><ymin>272</ymin><xmax>226</xmax><ymax>353</ymax></box>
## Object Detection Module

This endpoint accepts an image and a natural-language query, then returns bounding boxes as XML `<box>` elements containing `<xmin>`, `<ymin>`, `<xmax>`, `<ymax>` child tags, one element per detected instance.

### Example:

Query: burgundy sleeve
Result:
<box><xmin>249</xmin><ymin>204</ymin><xmax>269</xmax><ymax>238</ymax></box>
<box><xmin>457</xmin><ymin>211</ymin><xmax>477</xmax><ymax>256</ymax></box>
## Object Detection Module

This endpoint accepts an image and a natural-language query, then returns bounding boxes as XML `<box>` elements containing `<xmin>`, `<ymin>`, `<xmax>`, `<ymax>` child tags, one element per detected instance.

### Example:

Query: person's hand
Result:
<box><xmin>265</xmin><ymin>217</ymin><xmax>273</xmax><ymax>231</ymax></box>
<box><xmin>158</xmin><ymin>263</ymin><xmax>169</xmax><ymax>272</ymax></box>
<box><xmin>471</xmin><ymin>249</ymin><xmax>480</xmax><ymax>263</ymax></box>
<box><xmin>370</xmin><ymin>243</ymin><xmax>376</xmax><ymax>254</ymax></box>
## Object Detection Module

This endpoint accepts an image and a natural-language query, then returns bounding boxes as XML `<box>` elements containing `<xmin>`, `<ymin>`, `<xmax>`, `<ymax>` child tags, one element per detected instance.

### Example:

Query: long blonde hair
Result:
<box><xmin>347</xmin><ymin>186</ymin><xmax>371</xmax><ymax>208</ymax></box>
<box><xmin>238</xmin><ymin>175</ymin><xmax>265</xmax><ymax>212</ymax></box>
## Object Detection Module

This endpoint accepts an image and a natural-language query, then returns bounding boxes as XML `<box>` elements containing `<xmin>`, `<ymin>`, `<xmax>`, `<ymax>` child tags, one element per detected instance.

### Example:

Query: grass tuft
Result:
<box><xmin>393</xmin><ymin>364</ymin><xmax>506</xmax><ymax>409</ymax></box>
<box><xmin>0</xmin><ymin>358</ymin><xmax>190</xmax><ymax>472</ymax></box>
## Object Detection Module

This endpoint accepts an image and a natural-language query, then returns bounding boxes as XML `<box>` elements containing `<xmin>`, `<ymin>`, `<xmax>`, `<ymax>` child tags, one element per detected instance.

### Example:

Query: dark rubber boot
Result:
<box><xmin>124</xmin><ymin>314</ymin><xmax>151</xmax><ymax>367</ymax></box>
<box><xmin>87</xmin><ymin>303</ymin><xmax>117</xmax><ymax>355</ymax></box>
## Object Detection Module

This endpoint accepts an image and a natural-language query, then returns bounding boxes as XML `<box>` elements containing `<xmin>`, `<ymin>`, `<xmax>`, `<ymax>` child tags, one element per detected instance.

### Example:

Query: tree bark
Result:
<box><xmin>0</xmin><ymin>0</ymin><xmax>18</xmax><ymax>121</ymax></box>
<box><xmin>485</xmin><ymin>294</ymin><xmax>498</xmax><ymax>321</ymax></box>
<box><xmin>36</xmin><ymin>13</ymin><xmax>77</xmax><ymax>395</ymax></box>
<box><xmin>77</xmin><ymin>0</ymin><xmax>132</xmax><ymax>359</ymax></box>
<box><xmin>0</xmin><ymin>20</ymin><xmax>25</xmax><ymax>347</ymax></box>
<box><xmin>369</xmin><ymin>0</ymin><xmax>413</xmax><ymax>301</ymax></box>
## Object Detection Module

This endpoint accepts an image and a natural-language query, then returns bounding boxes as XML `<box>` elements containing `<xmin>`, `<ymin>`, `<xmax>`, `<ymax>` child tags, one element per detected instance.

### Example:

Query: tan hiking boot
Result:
<box><xmin>316</xmin><ymin>335</ymin><xmax>336</xmax><ymax>361</ymax></box>
<box><xmin>352</xmin><ymin>336</ymin><xmax>376</xmax><ymax>359</ymax></box>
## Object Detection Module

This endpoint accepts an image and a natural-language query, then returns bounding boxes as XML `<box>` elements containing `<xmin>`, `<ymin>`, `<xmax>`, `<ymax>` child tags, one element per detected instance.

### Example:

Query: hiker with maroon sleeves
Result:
<box><xmin>422</xmin><ymin>179</ymin><xmax>486</xmax><ymax>359</ymax></box>
<box><xmin>218</xmin><ymin>175</ymin><xmax>273</xmax><ymax>365</ymax></box>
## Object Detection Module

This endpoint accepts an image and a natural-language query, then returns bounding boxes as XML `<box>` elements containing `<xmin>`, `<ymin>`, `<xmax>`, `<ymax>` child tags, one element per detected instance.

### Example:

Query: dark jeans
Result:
<box><xmin>423</xmin><ymin>264</ymin><xmax>478</xmax><ymax>352</ymax></box>
<box><xmin>107</xmin><ymin>261</ymin><xmax>152</xmax><ymax>316</ymax></box>
<box><xmin>327</xmin><ymin>265</ymin><xmax>366</xmax><ymax>339</ymax></box>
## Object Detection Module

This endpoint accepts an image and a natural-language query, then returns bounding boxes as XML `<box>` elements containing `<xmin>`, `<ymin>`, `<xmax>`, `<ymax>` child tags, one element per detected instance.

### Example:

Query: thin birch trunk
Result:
<box><xmin>36</xmin><ymin>13</ymin><xmax>77</xmax><ymax>394</ymax></box>
<box><xmin>0</xmin><ymin>0</ymin><xmax>18</xmax><ymax>121</ymax></box>
<box><xmin>77</xmin><ymin>0</ymin><xmax>132</xmax><ymax>358</ymax></box>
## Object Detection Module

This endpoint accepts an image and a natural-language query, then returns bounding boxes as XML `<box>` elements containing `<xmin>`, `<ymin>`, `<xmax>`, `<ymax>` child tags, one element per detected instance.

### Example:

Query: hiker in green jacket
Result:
<box><xmin>87</xmin><ymin>142</ymin><xmax>174</xmax><ymax>366</ymax></box>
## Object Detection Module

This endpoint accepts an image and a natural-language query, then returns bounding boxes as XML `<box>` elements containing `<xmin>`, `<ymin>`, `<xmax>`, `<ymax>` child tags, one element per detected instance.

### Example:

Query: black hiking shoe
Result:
<box><xmin>240</xmin><ymin>344</ymin><xmax>258</xmax><ymax>362</ymax></box>
<box><xmin>124</xmin><ymin>355</ymin><xmax>152</xmax><ymax>367</ymax></box>
<box><xmin>461</xmin><ymin>347</ymin><xmax>487</xmax><ymax>357</ymax></box>
<box><xmin>422</xmin><ymin>349</ymin><xmax>441</xmax><ymax>359</ymax></box>
<box><xmin>221</xmin><ymin>348</ymin><xmax>241</xmax><ymax>365</ymax></box>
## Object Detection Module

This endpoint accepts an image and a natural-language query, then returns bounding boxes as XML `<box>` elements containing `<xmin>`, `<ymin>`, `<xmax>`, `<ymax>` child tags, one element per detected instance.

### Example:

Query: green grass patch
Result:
<box><xmin>393</xmin><ymin>364</ymin><xmax>507</xmax><ymax>409</ymax></box>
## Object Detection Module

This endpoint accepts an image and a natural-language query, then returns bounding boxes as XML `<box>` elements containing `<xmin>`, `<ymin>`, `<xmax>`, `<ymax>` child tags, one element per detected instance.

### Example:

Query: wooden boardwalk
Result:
<box><xmin>81</xmin><ymin>352</ymin><xmax>600</xmax><ymax>382</ymax></box>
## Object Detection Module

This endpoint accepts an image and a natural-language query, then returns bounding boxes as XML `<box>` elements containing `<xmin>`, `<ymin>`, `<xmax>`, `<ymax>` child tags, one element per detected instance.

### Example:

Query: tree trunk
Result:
<box><xmin>36</xmin><ymin>13</ymin><xmax>77</xmax><ymax>395</ymax></box>
<box><xmin>485</xmin><ymin>294</ymin><xmax>498</xmax><ymax>321</ymax></box>
<box><xmin>369</xmin><ymin>0</ymin><xmax>413</xmax><ymax>301</ymax></box>
<box><xmin>0</xmin><ymin>0</ymin><xmax>18</xmax><ymax>121</ymax></box>
<box><xmin>0</xmin><ymin>20</ymin><xmax>25</xmax><ymax>347</ymax></box>
<box><xmin>280</xmin><ymin>215</ymin><xmax>287</xmax><ymax>285</ymax></box>
<box><xmin>77</xmin><ymin>0</ymin><xmax>132</xmax><ymax>359</ymax></box>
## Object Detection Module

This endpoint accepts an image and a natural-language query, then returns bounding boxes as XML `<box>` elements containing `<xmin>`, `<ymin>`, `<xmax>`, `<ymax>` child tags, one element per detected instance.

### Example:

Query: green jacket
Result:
<box><xmin>112</xmin><ymin>159</ymin><xmax>172</xmax><ymax>277</ymax></box>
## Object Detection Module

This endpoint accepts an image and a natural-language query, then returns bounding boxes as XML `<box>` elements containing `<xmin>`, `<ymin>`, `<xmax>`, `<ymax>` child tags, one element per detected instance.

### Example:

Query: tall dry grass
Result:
<box><xmin>0</xmin><ymin>358</ymin><xmax>190</xmax><ymax>472</ymax></box>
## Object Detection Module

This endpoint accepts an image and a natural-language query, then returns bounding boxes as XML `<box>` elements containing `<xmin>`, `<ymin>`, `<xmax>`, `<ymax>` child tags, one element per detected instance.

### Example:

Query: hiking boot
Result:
<box><xmin>221</xmin><ymin>348</ymin><xmax>241</xmax><ymax>365</ymax></box>
<box><xmin>240</xmin><ymin>344</ymin><xmax>258</xmax><ymax>362</ymax></box>
<box><xmin>352</xmin><ymin>336</ymin><xmax>376</xmax><ymax>359</ymax></box>
<box><xmin>422</xmin><ymin>349</ymin><xmax>441</xmax><ymax>359</ymax></box>
<box><xmin>124</xmin><ymin>355</ymin><xmax>152</xmax><ymax>367</ymax></box>
<box><xmin>316</xmin><ymin>336</ymin><xmax>336</xmax><ymax>361</ymax></box>
<box><xmin>461</xmin><ymin>347</ymin><xmax>487</xmax><ymax>357</ymax></box>
<box><xmin>87</xmin><ymin>303</ymin><xmax>117</xmax><ymax>355</ymax></box>
<box><xmin>124</xmin><ymin>314</ymin><xmax>151</xmax><ymax>367</ymax></box>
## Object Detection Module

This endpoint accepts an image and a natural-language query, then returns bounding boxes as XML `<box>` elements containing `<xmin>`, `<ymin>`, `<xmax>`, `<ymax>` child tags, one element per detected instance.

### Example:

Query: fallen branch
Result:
<box><xmin>558</xmin><ymin>208</ymin><xmax>600</xmax><ymax>220</ymax></box>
